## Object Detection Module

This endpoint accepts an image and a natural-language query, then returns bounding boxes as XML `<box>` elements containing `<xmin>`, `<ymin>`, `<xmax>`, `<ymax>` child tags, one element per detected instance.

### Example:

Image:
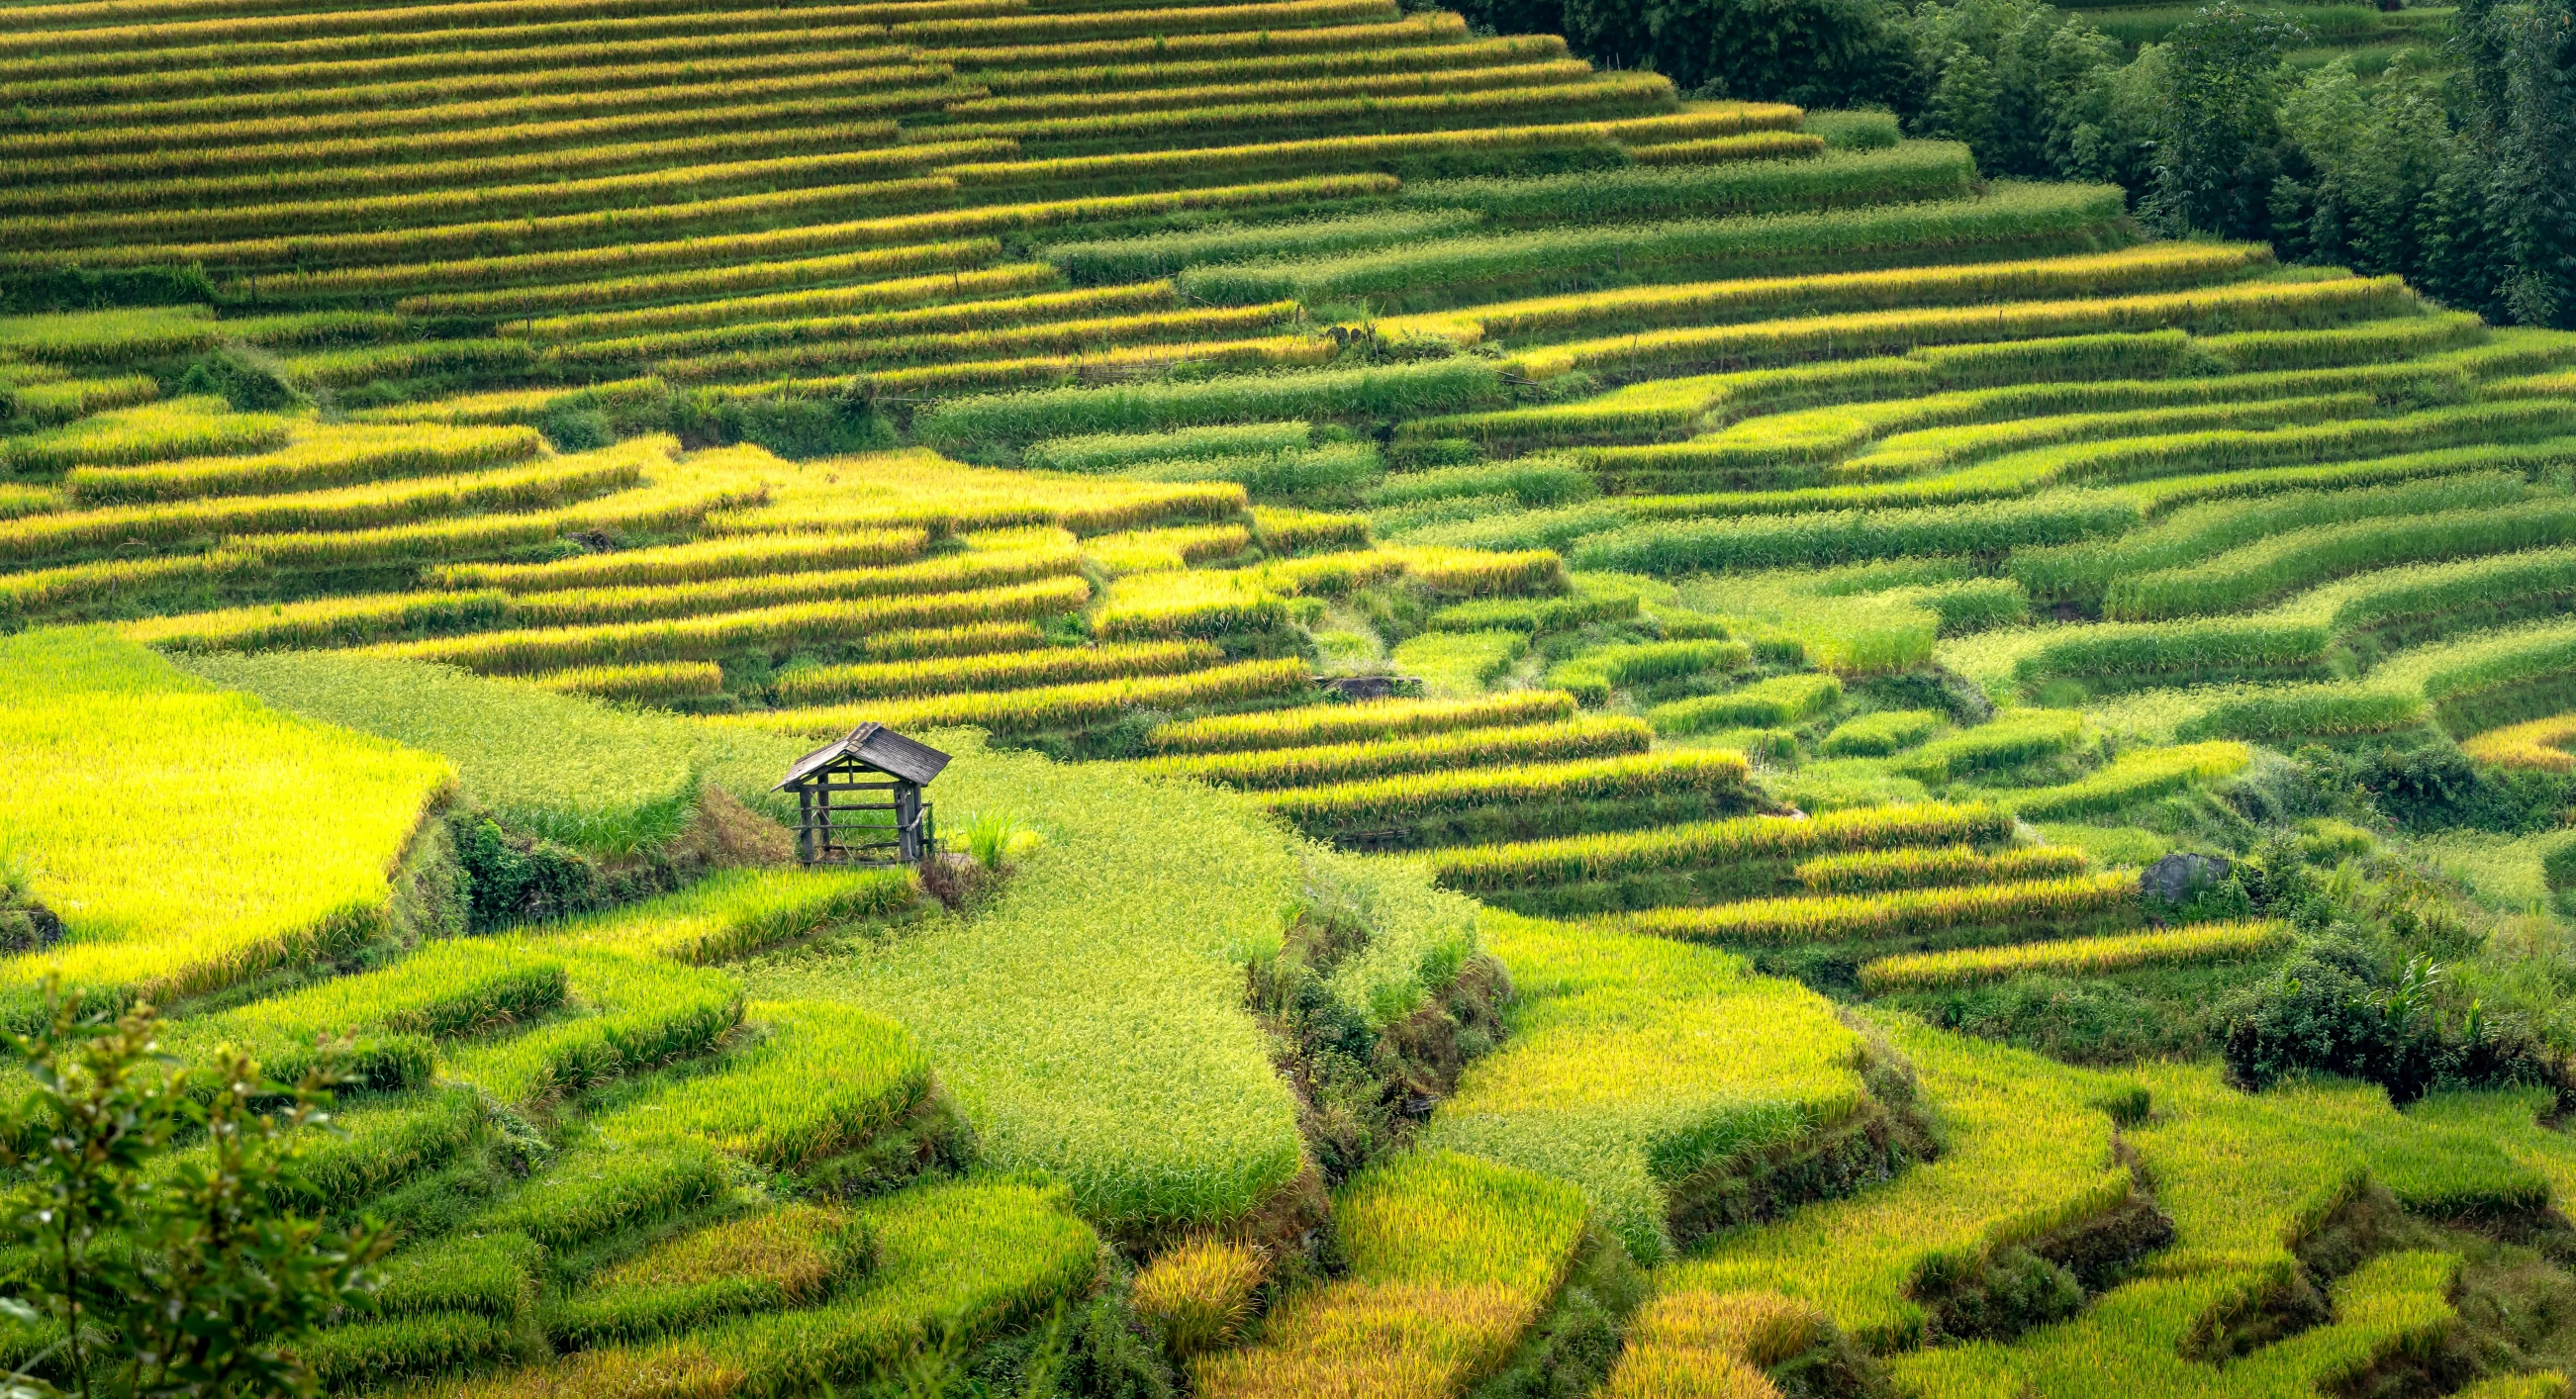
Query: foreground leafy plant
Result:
<box><xmin>0</xmin><ymin>978</ymin><xmax>391</xmax><ymax>1399</ymax></box>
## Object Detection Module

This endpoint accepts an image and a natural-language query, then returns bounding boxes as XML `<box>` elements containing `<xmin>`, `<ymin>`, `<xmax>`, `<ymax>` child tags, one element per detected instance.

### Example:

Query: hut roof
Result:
<box><xmin>776</xmin><ymin>723</ymin><xmax>951</xmax><ymax>790</ymax></box>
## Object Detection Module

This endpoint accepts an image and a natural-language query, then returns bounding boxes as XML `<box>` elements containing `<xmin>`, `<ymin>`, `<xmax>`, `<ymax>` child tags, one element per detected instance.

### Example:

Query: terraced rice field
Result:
<box><xmin>4</xmin><ymin>0</ymin><xmax>2576</xmax><ymax>1389</ymax></box>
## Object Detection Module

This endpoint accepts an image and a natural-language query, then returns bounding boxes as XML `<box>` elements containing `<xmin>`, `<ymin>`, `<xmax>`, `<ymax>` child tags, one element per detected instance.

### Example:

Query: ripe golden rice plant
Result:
<box><xmin>1793</xmin><ymin>843</ymin><xmax>2091</xmax><ymax>893</ymax></box>
<box><xmin>1426</xmin><ymin>801</ymin><xmax>2010</xmax><ymax>889</ymax></box>
<box><xmin>251</xmin><ymin>175</ymin><xmax>1390</xmax><ymax>300</ymax></box>
<box><xmin>2462</xmin><ymin>713</ymin><xmax>2576</xmax><ymax>771</ymax></box>
<box><xmin>0</xmin><ymin>450</ymin><xmax>649</xmax><ymax>565</ymax></box>
<box><xmin>1623</xmin><ymin>872</ymin><xmax>2139</xmax><ymax>945</ymax></box>
<box><xmin>505</xmin><ymin>548</ymin><xmax>1084</xmax><ymax>625</ymax></box>
<box><xmin>1146</xmin><ymin>691</ymin><xmax>1577</xmax><ymax>753</ymax></box>
<box><xmin>1084</xmin><ymin>524</ymin><xmax>1253</xmax><ymax>575</ymax></box>
<box><xmin>920</xmin><ymin>11</ymin><xmax>1467</xmax><ymax>69</ymax></box>
<box><xmin>397</xmin><ymin>239</ymin><xmax>1003</xmax><ymax>319</ymax></box>
<box><xmin>1263</xmin><ymin>750</ymin><xmax>1751</xmax><ymax>828</ymax></box>
<box><xmin>0</xmin><ymin>397</ymin><xmax>289</xmax><ymax>475</ymax></box>
<box><xmin>429</xmin><ymin>527</ymin><xmax>928</xmax><ymax>591</ymax></box>
<box><xmin>1858</xmin><ymin>919</ymin><xmax>2290</xmax><ymax>992</ymax></box>
<box><xmin>1095</xmin><ymin>570</ymin><xmax>1289</xmax><ymax>639</ymax></box>
<box><xmin>1148</xmin><ymin>716</ymin><xmax>1654</xmax><ymax>790</ymax></box>
<box><xmin>364</xmin><ymin>578</ymin><xmax>1091</xmax><ymax>674</ymax></box>
<box><xmin>507</xmin><ymin>264</ymin><xmax>1060</xmax><ymax>342</ymax></box>
<box><xmin>64</xmin><ymin>423</ymin><xmax>543</xmax><ymax>505</ymax></box>
<box><xmin>1133</xmin><ymin>1240</ymin><xmax>1268</xmax><ymax>1360</ymax></box>
<box><xmin>1628</xmin><ymin>132</ymin><xmax>1827</xmax><ymax>165</ymax></box>
<box><xmin>945</xmin><ymin>58</ymin><xmax>1596</xmax><ymax>119</ymax></box>
<box><xmin>0</xmin><ymin>549</ymin><xmax>256</xmax><ymax>617</ymax></box>
<box><xmin>2002</xmin><ymin>741</ymin><xmax>2252</xmax><ymax>818</ymax></box>
<box><xmin>770</xmin><ymin>640</ymin><xmax>1222</xmax><ymax>702</ymax></box>
<box><xmin>971</xmin><ymin>35</ymin><xmax>1569</xmax><ymax>95</ymax></box>
<box><xmin>937</xmin><ymin>73</ymin><xmax>1676</xmax><ymax>147</ymax></box>
<box><xmin>549</xmin><ymin>281</ymin><xmax>1180</xmax><ymax>362</ymax></box>
<box><xmin>735</xmin><ymin>657</ymin><xmax>1314</xmax><ymax>736</ymax></box>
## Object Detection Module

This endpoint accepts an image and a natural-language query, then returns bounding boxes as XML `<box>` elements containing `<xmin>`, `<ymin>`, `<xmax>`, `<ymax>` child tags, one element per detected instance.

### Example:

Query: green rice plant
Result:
<box><xmin>298</xmin><ymin>1313</ymin><xmax>512</xmax><ymax>1388</ymax></box>
<box><xmin>64</xmin><ymin>423</ymin><xmax>545</xmax><ymax>505</ymax></box>
<box><xmin>2011</xmin><ymin>471</ymin><xmax>2529</xmax><ymax>606</ymax></box>
<box><xmin>1570</xmin><ymin>493</ymin><xmax>2138</xmax><ymax>575</ymax></box>
<box><xmin>1198</xmin><ymin>183</ymin><xmax>2120</xmax><ymax>309</ymax></box>
<box><xmin>441</xmin><ymin>945</ymin><xmax>743</xmax><ymax>1107</ymax></box>
<box><xmin>916</xmin><ymin>358</ymin><xmax>1506</xmax><ymax>446</ymax></box>
<box><xmin>2104</xmin><ymin>499</ymin><xmax>2576</xmax><ymax>620</ymax></box>
<box><xmin>542</xmin><ymin>1203</ymin><xmax>867</xmax><ymax>1349</ymax></box>
<box><xmin>650</xmin><ymin>1177</ymin><xmax>1098</xmax><ymax>1390</ymax></box>
<box><xmin>2200</xmin><ymin>309</ymin><xmax>2490</xmax><ymax>370</ymax></box>
<box><xmin>2010</xmin><ymin>619</ymin><xmax>2335</xmax><ymax>691</ymax></box>
<box><xmin>736</xmin><ymin>657</ymin><xmax>1315</xmax><ymax>737</ymax></box>
<box><xmin>1145</xmin><ymin>716</ymin><xmax>1652</xmax><ymax>790</ymax></box>
<box><xmin>1889</xmin><ymin>710</ymin><xmax>2085</xmax><ymax>782</ymax></box>
<box><xmin>507</xmin><ymin>549</ymin><xmax>1084</xmax><ymax>626</ymax></box>
<box><xmin>737</xmin><ymin>736</ymin><xmax>1352</xmax><ymax>1226</ymax></box>
<box><xmin>1389</xmin><ymin>628</ymin><xmax>1526</xmax><ymax>697</ymax></box>
<box><xmin>2121</xmin><ymin>438</ymin><xmax>2576</xmax><ymax>518</ymax></box>
<box><xmin>1423</xmin><ymin>910</ymin><xmax>1865</xmax><ymax>1261</ymax></box>
<box><xmin>0</xmin><ymin>549</ymin><xmax>258</xmax><ymax>618</ymax></box>
<box><xmin>1548</xmin><ymin>638</ymin><xmax>1751</xmax><ymax>705</ymax></box>
<box><xmin>0</xmin><ymin>628</ymin><xmax>450</xmax><ymax>1012</ymax></box>
<box><xmin>10</xmin><ymin>373</ymin><xmax>161</xmax><ymax>427</ymax></box>
<box><xmin>1624</xmin><ymin>871</ymin><xmax>2139</xmax><ymax>946</ymax></box>
<box><xmin>1392</xmin><ymin>242</ymin><xmax>2273</xmax><ymax>343</ymax></box>
<box><xmin>1193</xmin><ymin>1149</ymin><xmax>1588</xmax><ymax>1399</ymax></box>
<box><xmin>8</xmin><ymin>132</ymin><xmax>995</xmax><ymax>250</ymax></box>
<box><xmin>475</xmin><ymin>1134</ymin><xmax>731</xmax><ymax>1250</ymax></box>
<box><xmin>0</xmin><ymin>306</ymin><xmax>222</xmax><ymax>366</ymax></box>
<box><xmin>1133</xmin><ymin>1239</ymin><xmax>1267</xmax><ymax>1360</ymax></box>
<box><xmin>1367</xmin><ymin>458</ymin><xmax>1601</xmax><ymax>511</ymax></box>
<box><xmin>1400</xmin><ymin>141</ymin><xmax>1983</xmax><ymax>224</ymax></box>
<box><xmin>375</xmin><ymin>1232</ymin><xmax>540</xmax><ymax>1323</ymax></box>
<box><xmin>0</xmin><ymin>446</ymin><xmax>651</xmax><ymax>567</ymax></box>
<box><xmin>550</xmin><ymin>867</ymin><xmax>918</xmax><ymax>966</ymax></box>
<box><xmin>1261</xmin><ymin>749</ymin><xmax>1752</xmax><ymax>833</ymax></box>
<box><xmin>529</xmin><ymin>662</ymin><xmax>727</xmax><ymax>704</ymax></box>
<box><xmin>1020</xmin><ymin>420</ymin><xmax>1315</xmax><ymax>472</ymax></box>
<box><xmin>1794</xmin><ymin>843</ymin><xmax>2091</xmax><ymax>893</ymax></box>
<box><xmin>858</xmin><ymin>621</ymin><xmax>1049</xmax><ymax>660</ymax></box>
<box><xmin>244</xmin><ymin>174</ymin><xmax>1391</xmax><ymax>300</ymax></box>
<box><xmin>119</xmin><ymin>590</ymin><xmax>512</xmax><ymax>653</ymax></box>
<box><xmin>890</xmin><ymin>0</ymin><xmax>1402</xmax><ymax>46</ymax></box>
<box><xmin>270</xmin><ymin>336</ymin><xmax>540</xmax><ymax>390</ymax></box>
<box><xmin>561</xmin><ymin>286</ymin><xmax>1249</xmax><ymax>369</ymax></box>
<box><xmin>939</xmin><ymin>122</ymin><xmax>1622</xmax><ymax>196</ymax></box>
<box><xmin>2169</xmin><ymin>684</ymin><xmax>2429</xmax><ymax>743</ymax></box>
<box><xmin>1858</xmin><ymin>918</ymin><xmax>2290</xmax><ymax>991</ymax></box>
<box><xmin>596</xmin><ymin>999</ymin><xmax>931</xmax><ymax>1167</ymax></box>
<box><xmin>1819</xmin><ymin>708</ymin><xmax>1947</xmax><ymax>755</ymax></box>
<box><xmin>770</xmin><ymin>640</ymin><xmax>1221</xmax><ymax>702</ymax></box>
<box><xmin>2001</xmin><ymin>740</ymin><xmax>2252</xmax><ymax>818</ymax></box>
<box><xmin>1426</xmin><ymin>591</ymin><xmax>1640</xmax><ymax>635</ymax></box>
<box><xmin>1664</xmin><ymin>1016</ymin><xmax>2138</xmax><ymax>1351</ymax></box>
<box><xmin>361</xmin><ymin>579</ymin><xmax>1092</xmax><ymax>675</ymax></box>
<box><xmin>504</xmin><ymin>263</ymin><xmax>1056</xmax><ymax>342</ymax></box>
<box><xmin>0</xmin><ymin>398</ymin><xmax>289</xmax><ymax>475</ymax></box>
<box><xmin>177</xmin><ymin>650</ymin><xmax>705</xmax><ymax>853</ymax></box>
<box><xmin>968</xmin><ymin>30</ymin><xmax>1559</xmax><ymax>91</ymax></box>
<box><xmin>947</xmin><ymin>58</ymin><xmax>1601</xmax><ymax>121</ymax></box>
<box><xmin>1509</xmin><ymin>275</ymin><xmax>2418</xmax><ymax>380</ymax></box>
<box><xmin>939</xmin><ymin>72</ymin><xmax>1675</xmax><ymax>151</ymax></box>
<box><xmin>1121</xmin><ymin>441</ymin><xmax>1387</xmax><ymax>498</ymax></box>
<box><xmin>1145</xmin><ymin>691</ymin><xmax>1577</xmax><ymax>753</ymax></box>
<box><xmin>1045</xmin><ymin>210</ymin><xmax>1483</xmax><ymax>285</ymax></box>
<box><xmin>1648</xmin><ymin>674</ymin><xmax>1844</xmax><ymax>734</ymax></box>
<box><xmin>921</xmin><ymin>11</ymin><xmax>1468</xmax><ymax>69</ymax></box>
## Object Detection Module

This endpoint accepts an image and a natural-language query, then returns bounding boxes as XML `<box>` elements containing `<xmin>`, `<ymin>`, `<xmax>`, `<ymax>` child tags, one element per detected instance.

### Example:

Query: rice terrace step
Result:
<box><xmin>3</xmin><ymin>0</ymin><xmax>2576</xmax><ymax>1390</ymax></box>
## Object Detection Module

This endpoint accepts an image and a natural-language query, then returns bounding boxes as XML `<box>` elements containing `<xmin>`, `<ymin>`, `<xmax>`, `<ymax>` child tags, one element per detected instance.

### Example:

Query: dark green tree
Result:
<box><xmin>2142</xmin><ymin>0</ymin><xmax>2305</xmax><ymax>239</ymax></box>
<box><xmin>2449</xmin><ymin>0</ymin><xmax>2576</xmax><ymax>326</ymax></box>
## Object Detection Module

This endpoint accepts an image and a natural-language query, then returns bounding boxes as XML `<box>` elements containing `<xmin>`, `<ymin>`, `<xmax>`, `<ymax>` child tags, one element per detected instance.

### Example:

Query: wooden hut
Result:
<box><xmin>773</xmin><ymin>723</ymin><xmax>949</xmax><ymax>866</ymax></box>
